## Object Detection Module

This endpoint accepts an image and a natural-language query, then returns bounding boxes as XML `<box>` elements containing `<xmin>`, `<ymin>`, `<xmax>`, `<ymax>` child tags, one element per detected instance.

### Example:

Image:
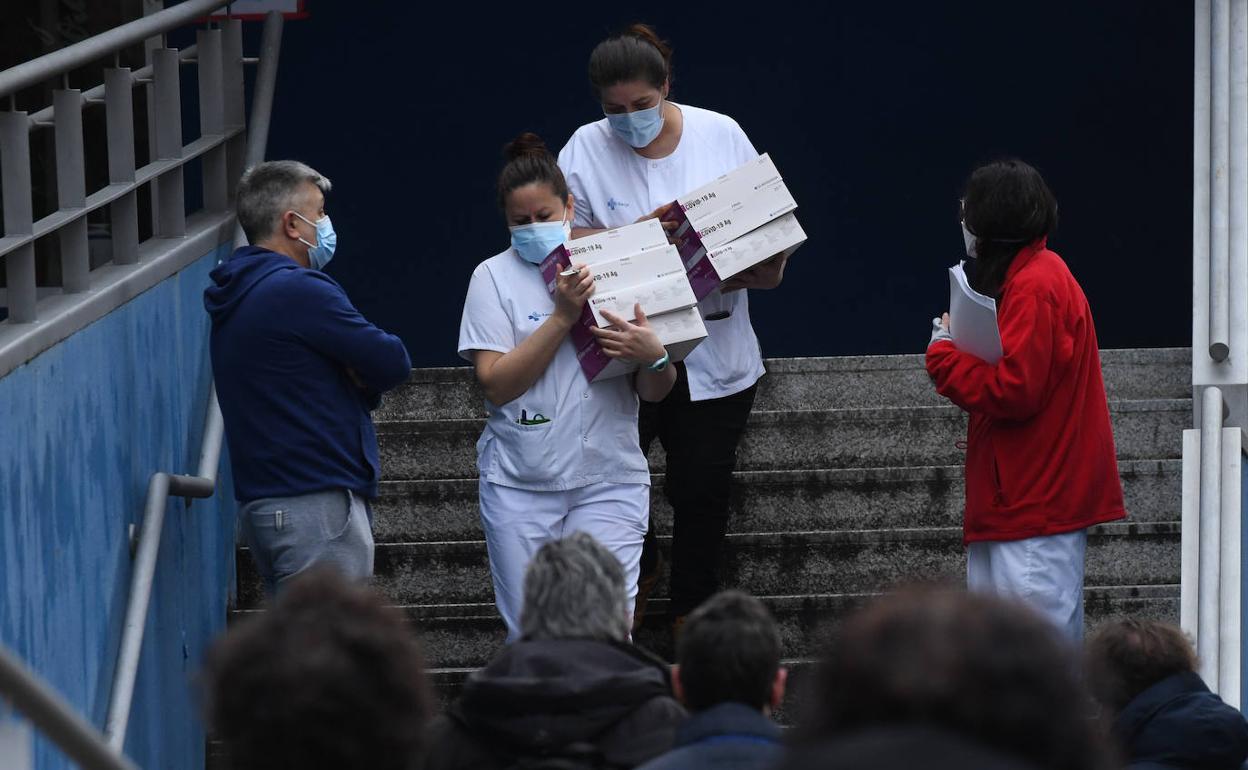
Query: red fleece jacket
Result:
<box><xmin>926</xmin><ymin>240</ymin><xmax>1126</xmax><ymax>543</ymax></box>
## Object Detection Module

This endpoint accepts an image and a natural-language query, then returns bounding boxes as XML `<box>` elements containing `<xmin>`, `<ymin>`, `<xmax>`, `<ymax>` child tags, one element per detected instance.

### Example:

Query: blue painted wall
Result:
<box><xmin>0</xmin><ymin>242</ymin><xmax>235</xmax><ymax>769</ymax></box>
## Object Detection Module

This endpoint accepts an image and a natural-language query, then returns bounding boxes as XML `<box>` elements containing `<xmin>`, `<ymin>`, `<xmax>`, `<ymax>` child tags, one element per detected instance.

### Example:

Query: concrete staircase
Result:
<box><xmin>233</xmin><ymin>348</ymin><xmax>1190</xmax><ymax>714</ymax></box>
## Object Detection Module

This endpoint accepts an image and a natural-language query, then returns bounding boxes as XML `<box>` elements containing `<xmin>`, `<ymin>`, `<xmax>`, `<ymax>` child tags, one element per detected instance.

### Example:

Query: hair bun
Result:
<box><xmin>503</xmin><ymin>132</ymin><xmax>550</xmax><ymax>162</ymax></box>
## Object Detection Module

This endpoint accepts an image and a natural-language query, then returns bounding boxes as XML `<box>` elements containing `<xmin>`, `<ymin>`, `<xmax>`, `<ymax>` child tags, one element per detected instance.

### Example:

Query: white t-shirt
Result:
<box><xmin>457</xmin><ymin>248</ymin><xmax>651</xmax><ymax>491</ymax></box>
<box><xmin>558</xmin><ymin>103</ymin><xmax>767</xmax><ymax>401</ymax></box>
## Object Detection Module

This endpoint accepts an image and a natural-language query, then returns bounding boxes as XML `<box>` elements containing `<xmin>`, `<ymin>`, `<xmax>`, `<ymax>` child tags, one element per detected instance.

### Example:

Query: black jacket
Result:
<box><xmin>420</xmin><ymin>638</ymin><xmax>686</xmax><ymax>770</ymax></box>
<box><xmin>1113</xmin><ymin>671</ymin><xmax>1248</xmax><ymax>769</ymax></box>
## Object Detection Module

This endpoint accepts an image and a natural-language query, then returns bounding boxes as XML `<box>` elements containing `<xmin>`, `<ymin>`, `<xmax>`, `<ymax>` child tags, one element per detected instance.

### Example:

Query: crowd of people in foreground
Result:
<box><xmin>201</xmin><ymin>533</ymin><xmax>1248</xmax><ymax>770</ymax></box>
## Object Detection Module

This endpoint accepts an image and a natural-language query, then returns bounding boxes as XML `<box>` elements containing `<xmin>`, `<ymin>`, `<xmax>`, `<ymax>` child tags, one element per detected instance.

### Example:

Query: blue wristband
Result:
<box><xmin>648</xmin><ymin>351</ymin><xmax>671</xmax><ymax>372</ymax></box>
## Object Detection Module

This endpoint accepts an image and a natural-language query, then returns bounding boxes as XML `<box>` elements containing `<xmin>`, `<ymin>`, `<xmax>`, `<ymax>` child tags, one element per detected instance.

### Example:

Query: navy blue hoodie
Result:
<box><xmin>1114</xmin><ymin>671</ymin><xmax>1248</xmax><ymax>769</ymax></box>
<box><xmin>204</xmin><ymin>246</ymin><xmax>410</xmax><ymax>502</ymax></box>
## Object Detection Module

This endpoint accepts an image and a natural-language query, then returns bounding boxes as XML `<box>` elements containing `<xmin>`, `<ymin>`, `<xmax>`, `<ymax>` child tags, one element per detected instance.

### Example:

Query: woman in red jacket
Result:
<box><xmin>926</xmin><ymin>159</ymin><xmax>1126</xmax><ymax>643</ymax></box>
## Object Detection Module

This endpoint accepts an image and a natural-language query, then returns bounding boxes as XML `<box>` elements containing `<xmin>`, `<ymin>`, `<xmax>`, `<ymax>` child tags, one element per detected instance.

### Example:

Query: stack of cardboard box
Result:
<box><xmin>540</xmin><ymin>220</ymin><xmax>708</xmax><ymax>382</ymax></box>
<box><xmin>661</xmin><ymin>153</ymin><xmax>807</xmax><ymax>299</ymax></box>
<box><xmin>537</xmin><ymin>154</ymin><xmax>804</xmax><ymax>384</ymax></box>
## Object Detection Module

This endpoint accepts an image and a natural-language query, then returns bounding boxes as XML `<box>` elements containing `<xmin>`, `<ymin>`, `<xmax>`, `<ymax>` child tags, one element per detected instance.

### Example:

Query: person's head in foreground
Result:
<box><xmin>1086</xmin><ymin>617</ymin><xmax>1248</xmax><ymax>769</ymax></box>
<box><xmin>803</xmin><ymin>586</ymin><xmax>1114</xmax><ymax>770</ymax></box>
<box><xmin>673</xmin><ymin>590</ymin><xmax>785</xmax><ymax>714</ymax></box>
<box><xmin>201</xmin><ymin>567</ymin><xmax>430</xmax><ymax>770</ymax></box>
<box><xmin>520</xmin><ymin>530</ymin><xmax>631</xmax><ymax>642</ymax></box>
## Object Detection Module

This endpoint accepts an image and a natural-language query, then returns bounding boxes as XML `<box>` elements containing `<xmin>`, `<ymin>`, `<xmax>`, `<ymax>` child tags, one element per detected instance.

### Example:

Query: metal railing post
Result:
<box><xmin>54</xmin><ymin>88</ymin><xmax>90</xmax><ymax>293</ymax></box>
<box><xmin>1212</xmin><ymin>0</ymin><xmax>1233</xmax><ymax>362</ymax></box>
<box><xmin>105</xmin><ymin>68</ymin><xmax>140</xmax><ymax>266</ymax></box>
<box><xmin>197</xmin><ymin>28</ymin><xmax>228</xmax><ymax>213</ymax></box>
<box><xmin>1</xmin><ymin>111</ymin><xmax>36</xmax><ymax>323</ymax></box>
<box><xmin>221</xmin><ymin>18</ymin><xmax>245</xmax><ymax>201</ymax></box>
<box><xmin>1199</xmin><ymin>386</ymin><xmax>1226</xmax><ymax>686</ymax></box>
<box><xmin>151</xmin><ymin>48</ymin><xmax>185</xmax><ymax>238</ymax></box>
<box><xmin>1231</xmin><ymin>0</ymin><xmax>1248</xmax><ymax>363</ymax></box>
<box><xmin>1196</xmin><ymin>0</ymin><xmax>1213</xmax><ymax>365</ymax></box>
<box><xmin>244</xmin><ymin>15</ymin><xmax>283</xmax><ymax>170</ymax></box>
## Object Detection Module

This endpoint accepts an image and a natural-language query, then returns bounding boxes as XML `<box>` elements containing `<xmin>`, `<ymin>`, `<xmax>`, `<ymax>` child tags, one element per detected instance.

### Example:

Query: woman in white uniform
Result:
<box><xmin>558</xmin><ymin>24</ymin><xmax>790</xmax><ymax>633</ymax></box>
<box><xmin>458</xmin><ymin>133</ymin><xmax>677</xmax><ymax>641</ymax></box>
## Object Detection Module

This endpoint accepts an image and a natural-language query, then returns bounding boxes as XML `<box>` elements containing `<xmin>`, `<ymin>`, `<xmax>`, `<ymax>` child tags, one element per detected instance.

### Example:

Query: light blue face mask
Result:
<box><xmin>294</xmin><ymin>212</ymin><xmax>337</xmax><ymax>271</ymax></box>
<box><xmin>605</xmin><ymin>102</ymin><xmax>665</xmax><ymax>149</ymax></box>
<box><xmin>511</xmin><ymin>218</ymin><xmax>571</xmax><ymax>264</ymax></box>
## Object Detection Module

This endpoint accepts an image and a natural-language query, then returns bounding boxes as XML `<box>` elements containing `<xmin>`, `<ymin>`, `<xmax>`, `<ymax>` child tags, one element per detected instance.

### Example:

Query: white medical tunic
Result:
<box><xmin>458</xmin><ymin>248</ymin><xmax>651</xmax><ymax>491</ymax></box>
<box><xmin>558</xmin><ymin>103</ymin><xmax>767</xmax><ymax>401</ymax></box>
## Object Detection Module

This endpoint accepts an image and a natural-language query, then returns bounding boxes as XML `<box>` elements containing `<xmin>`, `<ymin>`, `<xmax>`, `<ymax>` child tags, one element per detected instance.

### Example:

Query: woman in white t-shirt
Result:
<box><xmin>458</xmin><ymin>132</ymin><xmax>677</xmax><ymax>640</ymax></box>
<box><xmin>558</xmin><ymin>24</ymin><xmax>790</xmax><ymax>634</ymax></box>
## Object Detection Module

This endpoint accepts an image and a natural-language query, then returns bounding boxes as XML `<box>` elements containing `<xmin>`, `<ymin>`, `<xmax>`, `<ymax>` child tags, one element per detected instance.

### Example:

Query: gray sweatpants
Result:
<box><xmin>239</xmin><ymin>489</ymin><xmax>375</xmax><ymax>595</ymax></box>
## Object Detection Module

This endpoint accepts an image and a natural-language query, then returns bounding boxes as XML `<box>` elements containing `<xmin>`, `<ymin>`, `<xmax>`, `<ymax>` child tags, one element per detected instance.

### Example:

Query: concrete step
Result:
<box><xmin>375</xmin><ymin>349</ymin><xmax>1190</xmax><ymax>422</ymax></box>
<box><xmin>376</xmin><ymin>399</ymin><xmax>1190</xmax><ymax>482</ymax></box>
<box><xmin>412</xmin><ymin>584</ymin><xmax>1179</xmax><ymax>670</ymax></box>
<box><xmin>237</xmin><ymin>522</ymin><xmax>1179</xmax><ymax>610</ymax></box>
<box><xmin>416</xmin><ymin>584</ymin><xmax>1178</xmax><ymax>713</ymax></box>
<box><xmin>230</xmin><ymin>584</ymin><xmax>1176</xmax><ymax>674</ymax></box>
<box><xmin>372</xmin><ymin>459</ymin><xmax>1181</xmax><ymax>543</ymax></box>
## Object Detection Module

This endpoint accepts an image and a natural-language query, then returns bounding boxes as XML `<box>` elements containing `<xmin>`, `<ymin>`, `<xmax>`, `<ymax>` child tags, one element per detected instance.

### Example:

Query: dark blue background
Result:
<box><xmin>250</xmin><ymin>2</ymin><xmax>1192</xmax><ymax>366</ymax></box>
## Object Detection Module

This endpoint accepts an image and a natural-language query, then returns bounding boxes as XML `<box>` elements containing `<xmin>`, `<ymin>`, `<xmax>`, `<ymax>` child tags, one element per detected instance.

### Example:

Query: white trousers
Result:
<box><xmin>966</xmin><ymin>528</ymin><xmax>1089</xmax><ymax>644</ymax></box>
<box><xmin>478</xmin><ymin>480</ymin><xmax>649</xmax><ymax>642</ymax></box>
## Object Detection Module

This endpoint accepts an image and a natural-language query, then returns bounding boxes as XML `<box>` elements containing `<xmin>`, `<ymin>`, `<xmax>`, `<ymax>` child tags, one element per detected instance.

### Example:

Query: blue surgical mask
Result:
<box><xmin>294</xmin><ymin>212</ymin><xmax>337</xmax><ymax>270</ymax></box>
<box><xmin>511</xmin><ymin>217</ymin><xmax>571</xmax><ymax>264</ymax></box>
<box><xmin>605</xmin><ymin>102</ymin><xmax>665</xmax><ymax>149</ymax></box>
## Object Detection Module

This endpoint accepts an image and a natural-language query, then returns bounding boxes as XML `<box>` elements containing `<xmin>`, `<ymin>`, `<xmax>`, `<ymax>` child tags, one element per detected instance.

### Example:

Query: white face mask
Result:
<box><xmin>961</xmin><ymin>220</ymin><xmax>977</xmax><ymax>259</ymax></box>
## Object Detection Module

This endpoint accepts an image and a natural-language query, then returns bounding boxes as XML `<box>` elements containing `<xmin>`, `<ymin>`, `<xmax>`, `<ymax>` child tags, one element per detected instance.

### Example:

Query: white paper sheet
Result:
<box><xmin>948</xmin><ymin>261</ymin><xmax>1003</xmax><ymax>364</ymax></box>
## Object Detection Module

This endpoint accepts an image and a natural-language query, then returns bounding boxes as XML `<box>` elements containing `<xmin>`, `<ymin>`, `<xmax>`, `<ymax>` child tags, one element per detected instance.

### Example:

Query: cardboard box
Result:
<box><xmin>542</xmin><ymin>218</ymin><xmax>667</xmax><ymax>290</ymax></box>
<box><xmin>538</xmin><ymin>221</ymin><xmax>707</xmax><ymax>382</ymax></box>
<box><xmin>706</xmin><ymin>212</ymin><xmax>807</xmax><ymax>280</ymax></box>
<box><xmin>660</xmin><ymin>153</ymin><xmax>803</xmax><ymax>299</ymax></box>
<box><xmin>589</xmin><ymin>267</ymin><xmax>698</xmax><ymax>326</ymax></box>
<box><xmin>585</xmin><ymin>244</ymin><xmax>687</xmax><ymax>290</ymax></box>
<box><xmin>573</xmin><ymin>306</ymin><xmax>707</xmax><ymax>382</ymax></box>
<box><xmin>674</xmin><ymin>154</ymin><xmax>797</xmax><ymax>249</ymax></box>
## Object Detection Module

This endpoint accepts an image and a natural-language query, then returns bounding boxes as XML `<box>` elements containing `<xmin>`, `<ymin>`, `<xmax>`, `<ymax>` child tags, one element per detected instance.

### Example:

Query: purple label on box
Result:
<box><xmin>541</xmin><ymin>243</ymin><xmax>614</xmax><ymax>381</ymax></box>
<box><xmin>662</xmin><ymin>200</ymin><xmax>723</xmax><ymax>301</ymax></box>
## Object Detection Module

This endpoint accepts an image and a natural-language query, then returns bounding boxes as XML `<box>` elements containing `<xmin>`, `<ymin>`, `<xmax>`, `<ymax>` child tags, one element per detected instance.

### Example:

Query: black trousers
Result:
<box><xmin>639</xmin><ymin>362</ymin><xmax>758</xmax><ymax>616</ymax></box>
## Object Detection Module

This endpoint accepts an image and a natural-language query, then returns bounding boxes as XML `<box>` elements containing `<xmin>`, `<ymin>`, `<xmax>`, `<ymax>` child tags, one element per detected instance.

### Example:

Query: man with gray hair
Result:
<box><xmin>205</xmin><ymin>160</ymin><xmax>410</xmax><ymax>593</ymax></box>
<box><xmin>421</xmin><ymin>532</ymin><xmax>686</xmax><ymax>770</ymax></box>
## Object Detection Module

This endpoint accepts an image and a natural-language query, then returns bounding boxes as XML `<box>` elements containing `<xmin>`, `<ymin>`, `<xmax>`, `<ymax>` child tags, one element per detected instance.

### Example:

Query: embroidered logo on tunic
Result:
<box><xmin>528</xmin><ymin>311</ymin><xmax>551</xmax><ymax>322</ymax></box>
<box><xmin>607</xmin><ymin>197</ymin><xmax>631</xmax><ymax>211</ymax></box>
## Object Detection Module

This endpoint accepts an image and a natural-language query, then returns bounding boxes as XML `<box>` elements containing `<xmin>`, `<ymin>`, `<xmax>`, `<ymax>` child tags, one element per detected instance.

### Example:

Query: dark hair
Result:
<box><xmin>201</xmin><ymin>568</ymin><xmax>431</xmax><ymax>770</ymax></box>
<box><xmin>803</xmin><ymin>587</ymin><xmax>1114</xmax><ymax>770</ymax></box>
<box><xmin>962</xmin><ymin>159</ymin><xmax>1059</xmax><ymax>297</ymax></box>
<box><xmin>1085</xmin><ymin>618</ymin><xmax>1198</xmax><ymax>713</ymax></box>
<box><xmin>676</xmin><ymin>590</ymin><xmax>781</xmax><ymax>711</ymax></box>
<box><xmin>588</xmin><ymin>23</ymin><xmax>673</xmax><ymax>99</ymax></box>
<box><xmin>496</xmin><ymin>132</ymin><xmax>569</xmax><ymax>210</ymax></box>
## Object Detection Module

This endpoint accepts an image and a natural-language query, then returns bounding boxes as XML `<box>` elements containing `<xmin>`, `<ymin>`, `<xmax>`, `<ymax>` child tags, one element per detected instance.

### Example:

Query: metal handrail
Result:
<box><xmin>0</xmin><ymin>645</ymin><xmax>137</xmax><ymax>770</ymax></box>
<box><xmin>102</xmin><ymin>11</ymin><xmax>284</xmax><ymax>752</ymax></box>
<box><xmin>0</xmin><ymin>0</ymin><xmax>228</xmax><ymax>101</ymax></box>
<box><xmin>25</xmin><ymin>45</ymin><xmax>201</xmax><ymax>126</ymax></box>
